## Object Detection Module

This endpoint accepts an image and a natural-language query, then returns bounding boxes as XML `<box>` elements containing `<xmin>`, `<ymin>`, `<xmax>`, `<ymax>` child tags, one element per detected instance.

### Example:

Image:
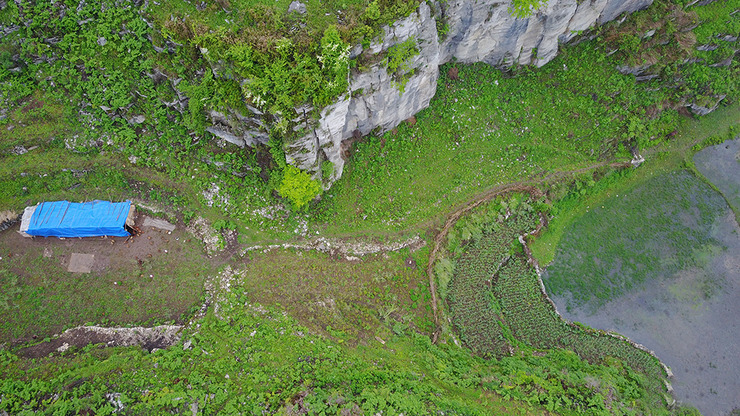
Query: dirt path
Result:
<box><xmin>425</xmin><ymin>160</ymin><xmax>630</xmax><ymax>343</ymax></box>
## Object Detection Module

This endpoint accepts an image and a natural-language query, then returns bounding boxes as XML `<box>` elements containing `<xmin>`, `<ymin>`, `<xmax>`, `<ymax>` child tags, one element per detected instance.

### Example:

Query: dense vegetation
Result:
<box><xmin>0</xmin><ymin>267</ymin><xmax>682</xmax><ymax>415</ymax></box>
<box><xmin>0</xmin><ymin>0</ymin><xmax>738</xmax><ymax>414</ymax></box>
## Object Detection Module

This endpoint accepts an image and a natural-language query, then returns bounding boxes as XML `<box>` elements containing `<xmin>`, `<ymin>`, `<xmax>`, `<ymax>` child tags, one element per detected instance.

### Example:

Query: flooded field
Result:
<box><xmin>694</xmin><ymin>137</ymin><xmax>740</xmax><ymax>211</ymax></box>
<box><xmin>543</xmin><ymin>166</ymin><xmax>740</xmax><ymax>415</ymax></box>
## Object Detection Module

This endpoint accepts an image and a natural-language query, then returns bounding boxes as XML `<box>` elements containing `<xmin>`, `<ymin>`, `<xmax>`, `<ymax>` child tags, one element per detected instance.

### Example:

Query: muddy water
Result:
<box><xmin>544</xmin><ymin>156</ymin><xmax>740</xmax><ymax>415</ymax></box>
<box><xmin>694</xmin><ymin>137</ymin><xmax>740</xmax><ymax>211</ymax></box>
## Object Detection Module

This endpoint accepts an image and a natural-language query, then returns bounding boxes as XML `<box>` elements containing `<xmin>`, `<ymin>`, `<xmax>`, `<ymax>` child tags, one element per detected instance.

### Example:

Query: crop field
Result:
<box><xmin>494</xmin><ymin>256</ymin><xmax>663</xmax><ymax>382</ymax></box>
<box><xmin>435</xmin><ymin>196</ymin><xmax>669</xmax><ymax>411</ymax></box>
<box><xmin>446</xmin><ymin>205</ymin><xmax>540</xmax><ymax>356</ymax></box>
<box><xmin>543</xmin><ymin>169</ymin><xmax>730</xmax><ymax>312</ymax></box>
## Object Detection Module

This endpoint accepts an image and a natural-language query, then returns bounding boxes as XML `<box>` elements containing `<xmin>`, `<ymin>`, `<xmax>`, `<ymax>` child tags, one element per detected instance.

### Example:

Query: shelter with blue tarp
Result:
<box><xmin>21</xmin><ymin>200</ymin><xmax>133</xmax><ymax>238</ymax></box>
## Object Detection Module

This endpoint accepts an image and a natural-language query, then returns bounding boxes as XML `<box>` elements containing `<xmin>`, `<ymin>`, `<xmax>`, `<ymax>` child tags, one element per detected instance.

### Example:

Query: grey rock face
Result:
<box><xmin>286</xmin><ymin>2</ymin><xmax>440</xmax><ymax>182</ymax></box>
<box><xmin>288</xmin><ymin>1</ymin><xmax>307</xmax><ymax>14</ymax></box>
<box><xmin>204</xmin><ymin>0</ymin><xmax>652</xmax><ymax>186</ymax></box>
<box><xmin>205</xmin><ymin>108</ymin><xmax>269</xmax><ymax>148</ymax></box>
<box><xmin>440</xmin><ymin>0</ymin><xmax>651</xmax><ymax>67</ymax></box>
<box><xmin>688</xmin><ymin>94</ymin><xmax>727</xmax><ymax>116</ymax></box>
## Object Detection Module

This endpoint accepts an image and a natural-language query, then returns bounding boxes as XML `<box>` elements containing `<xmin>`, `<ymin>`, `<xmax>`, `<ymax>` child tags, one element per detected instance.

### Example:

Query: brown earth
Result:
<box><xmin>0</xmin><ymin>213</ymin><xmax>214</xmax><ymax>348</ymax></box>
<box><xmin>16</xmin><ymin>325</ymin><xmax>182</xmax><ymax>359</ymax></box>
<box><xmin>1</xmin><ymin>215</ymin><xmax>183</xmax><ymax>276</ymax></box>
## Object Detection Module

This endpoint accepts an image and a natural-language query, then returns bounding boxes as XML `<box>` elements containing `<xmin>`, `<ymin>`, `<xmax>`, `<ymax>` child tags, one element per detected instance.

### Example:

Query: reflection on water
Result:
<box><xmin>694</xmin><ymin>138</ymin><xmax>740</xmax><ymax>211</ymax></box>
<box><xmin>544</xmin><ymin>141</ymin><xmax>740</xmax><ymax>415</ymax></box>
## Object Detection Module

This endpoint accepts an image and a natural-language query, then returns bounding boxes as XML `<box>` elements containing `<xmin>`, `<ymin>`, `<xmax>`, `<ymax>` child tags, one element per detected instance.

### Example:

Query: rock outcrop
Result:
<box><xmin>439</xmin><ymin>0</ymin><xmax>649</xmax><ymax>67</ymax></box>
<box><xmin>285</xmin><ymin>1</ymin><xmax>441</xmax><ymax>182</ymax></box>
<box><xmin>209</xmin><ymin>0</ymin><xmax>654</xmax><ymax>185</ymax></box>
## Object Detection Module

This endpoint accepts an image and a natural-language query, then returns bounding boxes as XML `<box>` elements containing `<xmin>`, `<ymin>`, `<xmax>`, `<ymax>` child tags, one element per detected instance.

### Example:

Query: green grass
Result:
<box><xmin>0</xmin><ymin>92</ymin><xmax>77</xmax><ymax>150</ymax></box>
<box><xmin>531</xmin><ymin>102</ymin><xmax>740</xmax><ymax>266</ymax></box>
<box><xmin>311</xmin><ymin>0</ymin><xmax>739</xmax><ymax>237</ymax></box>
<box><xmin>240</xmin><ymin>246</ymin><xmax>435</xmax><ymax>342</ymax></box>
<box><xmin>312</xmin><ymin>41</ymin><xmax>685</xmax><ymax>235</ymax></box>
<box><xmin>0</xmin><ymin>1</ymin><xmax>737</xmax><ymax>413</ymax></box>
<box><xmin>2</xmin><ymin>0</ymin><xmax>737</xmax><ymax>245</ymax></box>
<box><xmin>0</xmin><ymin>272</ymin><xmax>671</xmax><ymax>415</ymax></box>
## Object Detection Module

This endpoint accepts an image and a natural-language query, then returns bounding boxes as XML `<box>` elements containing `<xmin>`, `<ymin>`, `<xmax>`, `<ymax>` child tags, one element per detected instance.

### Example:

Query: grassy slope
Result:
<box><xmin>312</xmin><ymin>45</ymin><xmax>678</xmax><ymax>236</ymax></box>
<box><xmin>239</xmin><ymin>247</ymin><xmax>435</xmax><ymax>341</ymax></box>
<box><xmin>530</xmin><ymin>102</ymin><xmax>740</xmax><ymax>267</ymax></box>
<box><xmin>0</xmin><ymin>274</ymin><xmax>555</xmax><ymax>415</ymax></box>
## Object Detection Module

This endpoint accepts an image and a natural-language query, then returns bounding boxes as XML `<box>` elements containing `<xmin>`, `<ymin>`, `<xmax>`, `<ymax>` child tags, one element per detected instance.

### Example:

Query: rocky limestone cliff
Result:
<box><xmin>209</xmin><ymin>0</ymin><xmax>653</xmax><ymax>185</ymax></box>
<box><xmin>440</xmin><ymin>0</ymin><xmax>650</xmax><ymax>67</ymax></box>
<box><xmin>285</xmin><ymin>1</ymin><xmax>441</xmax><ymax>182</ymax></box>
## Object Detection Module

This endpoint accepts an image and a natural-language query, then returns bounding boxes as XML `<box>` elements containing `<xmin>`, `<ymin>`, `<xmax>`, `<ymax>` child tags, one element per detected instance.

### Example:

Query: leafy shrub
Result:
<box><xmin>321</xmin><ymin>160</ymin><xmax>335</xmax><ymax>181</ymax></box>
<box><xmin>509</xmin><ymin>0</ymin><xmax>548</xmax><ymax>18</ymax></box>
<box><xmin>213</xmin><ymin>219</ymin><xmax>236</xmax><ymax>231</ymax></box>
<box><xmin>195</xmin><ymin>26</ymin><xmax>350</xmax><ymax>118</ymax></box>
<box><xmin>278</xmin><ymin>165</ymin><xmax>321</xmax><ymax>210</ymax></box>
<box><xmin>384</xmin><ymin>38</ymin><xmax>419</xmax><ymax>93</ymax></box>
<box><xmin>618</xmin><ymin>33</ymin><xmax>641</xmax><ymax>55</ymax></box>
<box><xmin>434</xmin><ymin>257</ymin><xmax>454</xmax><ymax>301</ymax></box>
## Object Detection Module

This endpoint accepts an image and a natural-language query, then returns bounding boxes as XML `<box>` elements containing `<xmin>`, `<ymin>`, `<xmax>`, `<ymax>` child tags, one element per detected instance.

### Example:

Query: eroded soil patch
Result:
<box><xmin>17</xmin><ymin>325</ymin><xmax>182</xmax><ymax>359</ymax></box>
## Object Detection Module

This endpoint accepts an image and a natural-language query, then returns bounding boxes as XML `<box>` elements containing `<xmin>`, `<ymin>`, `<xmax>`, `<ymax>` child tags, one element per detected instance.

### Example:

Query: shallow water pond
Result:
<box><xmin>694</xmin><ymin>137</ymin><xmax>740</xmax><ymax>211</ymax></box>
<box><xmin>543</xmin><ymin>167</ymin><xmax>740</xmax><ymax>415</ymax></box>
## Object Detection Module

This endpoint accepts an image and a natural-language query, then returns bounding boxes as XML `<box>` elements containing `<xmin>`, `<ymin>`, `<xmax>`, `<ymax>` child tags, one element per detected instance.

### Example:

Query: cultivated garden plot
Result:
<box><xmin>436</xmin><ymin>195</ymin><xmax>670</xmax><ymax>413</ymax></box>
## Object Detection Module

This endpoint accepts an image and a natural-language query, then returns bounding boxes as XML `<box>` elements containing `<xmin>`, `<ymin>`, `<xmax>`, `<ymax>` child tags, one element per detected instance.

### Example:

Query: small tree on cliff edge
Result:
<box><xmin>510</xmin><ymin>0</ymin><xmax>548</xmax><ymax>18</ymax></box>
<box><xmin>278</xmin><ymin>165</ymin><xmax>321</xmax><ymax>210</ymax></box>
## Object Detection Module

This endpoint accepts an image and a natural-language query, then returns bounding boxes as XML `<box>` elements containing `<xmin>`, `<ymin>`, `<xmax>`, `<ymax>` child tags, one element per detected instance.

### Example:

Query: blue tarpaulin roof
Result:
<box><xmin>26</xmin><ymin>200</ymin><xmax>132</xmax><ymax>238</ymax></box>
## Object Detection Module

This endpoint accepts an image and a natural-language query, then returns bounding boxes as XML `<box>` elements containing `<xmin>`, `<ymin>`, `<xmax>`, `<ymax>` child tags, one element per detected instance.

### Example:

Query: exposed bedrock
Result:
<box><xmin>209</xmin><ymin>0</ymin><xmax>653</xmax><ymax>185</ymax></box>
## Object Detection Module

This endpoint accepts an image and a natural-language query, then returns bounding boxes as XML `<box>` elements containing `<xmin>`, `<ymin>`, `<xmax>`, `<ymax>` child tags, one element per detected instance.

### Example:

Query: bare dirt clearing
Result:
<box><xmin>0</xmin><ymin>215</ymin><xmax>212</xmax><ymax>348</ymax></box>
